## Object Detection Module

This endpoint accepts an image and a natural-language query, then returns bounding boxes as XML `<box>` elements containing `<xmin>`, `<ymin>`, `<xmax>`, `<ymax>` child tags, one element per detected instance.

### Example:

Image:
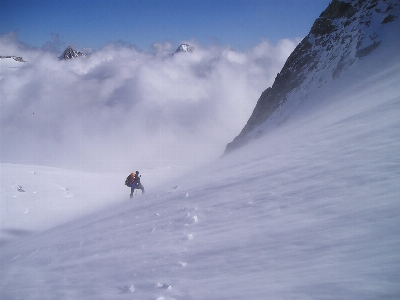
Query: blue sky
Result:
<box><xmin>1</xmin><ymin>0</ymin><xmax>330</xmax><ymax>51</ymax></box>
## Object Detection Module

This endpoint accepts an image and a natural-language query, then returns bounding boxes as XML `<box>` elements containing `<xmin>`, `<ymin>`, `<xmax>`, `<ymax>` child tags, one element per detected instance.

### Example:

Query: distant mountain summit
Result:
<box><xmin>59</xmin><ymin>46</ymin><xmax>90</xmax><ymax>60</ymax></box>
<box><xmin>224</xmin><ymin>0</ymin><xmax>399</xmax><ymax>154</ymax></box>
<box><xmin>0</xmin><ymin>55</ymin><xmax>25</xmax><ymax>62</ymax></box>
<box><xmin>173</xmin><ymin>44</ymin><xmax>194</xmax><ymax>55</ymax></box>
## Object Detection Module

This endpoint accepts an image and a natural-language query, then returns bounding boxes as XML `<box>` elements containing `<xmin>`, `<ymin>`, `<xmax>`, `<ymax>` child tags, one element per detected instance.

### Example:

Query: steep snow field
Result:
<box><xmin>1</xmin><ymin>51</ymin><xmax>400</xmax><ymax>299</ymax></box>
<box><xmin>2</xmin><ymin>18</ymin><xmax>400</xmax><ymax>299</ymax></box>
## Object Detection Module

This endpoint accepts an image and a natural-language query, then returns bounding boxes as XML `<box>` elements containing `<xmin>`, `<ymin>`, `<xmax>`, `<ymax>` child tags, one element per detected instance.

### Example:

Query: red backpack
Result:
<box><xmin>125</xmin><ymin>173</ymin><xmax>135</xmax><ymax>187</ymax></box>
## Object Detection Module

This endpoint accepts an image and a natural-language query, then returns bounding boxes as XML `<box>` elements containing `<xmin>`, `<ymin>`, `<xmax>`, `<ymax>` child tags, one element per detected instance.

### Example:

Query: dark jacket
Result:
<box><xmin>133</xmin><ymin>172</ymin><xmax>140</xmax><ymax>184</ymax></box>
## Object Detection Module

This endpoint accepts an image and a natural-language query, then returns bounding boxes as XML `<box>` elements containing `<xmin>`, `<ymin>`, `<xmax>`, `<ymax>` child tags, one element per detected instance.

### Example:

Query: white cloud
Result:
<box><xmin>0</xmin><ymin>35</ymin><xmax>298</xmax><ymax>172</ymax></box>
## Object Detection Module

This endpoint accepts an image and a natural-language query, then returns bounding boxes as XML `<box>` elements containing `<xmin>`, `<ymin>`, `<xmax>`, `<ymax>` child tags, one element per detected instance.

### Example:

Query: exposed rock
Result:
<box><xmin>0</xmin><ymin>55</ymin><xmax>25</xmax><ymax>62</ymax></box>
<box><xmin>59</xmin><ymin>46</ymin><xmax>90</xmax><ymax>60</ymax></box>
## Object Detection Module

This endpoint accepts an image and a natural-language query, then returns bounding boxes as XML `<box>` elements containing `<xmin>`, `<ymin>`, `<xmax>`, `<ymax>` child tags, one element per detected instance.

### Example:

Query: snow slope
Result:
<box><xmin>0</xmin><ymin>164</ymin><xmax>123</xmax><ymax>242</ymax></box>
<box><xmin>1</xmin><ymin>46</ymin><xmax>400</xmax><ymax>299</ymax></box>
<box><xmin>0</xmin><ymin>165</ymin><xmax>187</xmax><ymax>243</ymax></box>
<box><xmin>0</xmin><ymin>57</ymin><xmax>24</xmax><ymax>73</ymax></box>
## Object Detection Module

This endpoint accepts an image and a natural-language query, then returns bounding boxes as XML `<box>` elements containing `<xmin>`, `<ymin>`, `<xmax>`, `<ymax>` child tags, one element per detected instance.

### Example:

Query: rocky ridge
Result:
<box><xmin>0</xmin><ymin>56</ymin><xmax>25</xmax><ymax>62</ymax></box>
<box><xmin>224</xmin><ymin>0</ymin><xmax>399</xmax><ymax>154</ymax></box>
<box><xmin>3</xmin><ymin>43</ymin><xmax>193</xmax><ymax>63</ymax></box>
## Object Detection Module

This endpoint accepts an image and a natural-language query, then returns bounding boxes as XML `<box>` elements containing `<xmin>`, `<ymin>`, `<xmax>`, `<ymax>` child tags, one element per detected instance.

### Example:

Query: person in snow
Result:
<box><xmin>129</xmin><ymin>171</ymin><xmax>145</xmax><ymax>198</ymax></box>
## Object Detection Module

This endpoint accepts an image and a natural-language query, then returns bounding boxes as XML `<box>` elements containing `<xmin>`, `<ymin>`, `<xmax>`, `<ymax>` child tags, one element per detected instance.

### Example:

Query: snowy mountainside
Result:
<box><xmin>1</xmin><ymin>1</ymin><xmax>400</xmax><ymax>298</ymax></box>
<box><xmin>1</xmin><ymin>57</ymin><xmax>399</xmax><ymax>298</ymax></box>
<box><xmin>225</xmin><ymin>0</ymin><xmax>400</xmax><ymax>153</ymax></box>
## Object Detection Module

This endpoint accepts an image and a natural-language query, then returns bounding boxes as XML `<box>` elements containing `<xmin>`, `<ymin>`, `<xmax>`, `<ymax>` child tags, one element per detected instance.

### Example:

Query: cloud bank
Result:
<box><xmin>0</xmin><ymin>33</ymin><xmax>298</xmax><ymax>172</ymax></box>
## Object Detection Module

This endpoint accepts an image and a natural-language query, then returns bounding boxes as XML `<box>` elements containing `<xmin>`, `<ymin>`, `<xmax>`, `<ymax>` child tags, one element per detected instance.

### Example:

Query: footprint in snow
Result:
<box><xmin>156</xmin><ymin>282</ymin><xmax>172</xmax><ymax>290</ymax></box>
<box><xmin>179</xmin><ymin>261</ymin><xmax>188</xmax><ymax>267</ymax></box>
<box><xmin>116</xmin><ymin>285</ymin><xmax>135</xmax><ymax>294</ymax></box>
<box><xmin>184</xmin><ymin>214</ymin><xmax>198</xmax><ymax>225</ymax></box>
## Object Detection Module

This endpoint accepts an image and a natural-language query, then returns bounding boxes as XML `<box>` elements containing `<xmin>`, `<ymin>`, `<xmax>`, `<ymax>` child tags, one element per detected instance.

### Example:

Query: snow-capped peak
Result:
<box><xmin>59</xmin><ymin>46</ymin><xmax>90</xmax><ymax>60</ymax></box>
<box><xmin>173</xmin><ymin>44</ymin><xmax>194</xmax><ymax>55</ymax></box>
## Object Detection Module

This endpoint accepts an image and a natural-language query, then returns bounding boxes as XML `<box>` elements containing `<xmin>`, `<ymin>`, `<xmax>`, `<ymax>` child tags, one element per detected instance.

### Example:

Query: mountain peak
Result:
<box><xmin>173</xmin><ymin>44</ymin><xmax>194</xmax><ymax>55</ymax></box>
<box><xmin>59</xmin><ymin>46</ymin><xmax>90</xmax><ymax>60</ymax></box>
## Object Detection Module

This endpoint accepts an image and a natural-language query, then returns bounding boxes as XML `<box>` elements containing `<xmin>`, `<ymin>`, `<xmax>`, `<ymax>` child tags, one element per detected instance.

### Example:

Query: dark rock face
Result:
<box><xmin>224</xmin><ymin>0</ymin><xmax>399</xmax><ymax>154</ymax></box>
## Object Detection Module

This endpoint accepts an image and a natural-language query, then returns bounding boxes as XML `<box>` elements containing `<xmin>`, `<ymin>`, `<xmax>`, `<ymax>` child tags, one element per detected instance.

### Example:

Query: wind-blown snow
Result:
<box><xmin>0</xmin><ymin>164</ymin><xmax>186</xmax><ymax>242</ymax></box>
<box><xmin>1</xmin><ymin>42</ymin><xmax>399</xmax><ymax>299</ymax></box>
